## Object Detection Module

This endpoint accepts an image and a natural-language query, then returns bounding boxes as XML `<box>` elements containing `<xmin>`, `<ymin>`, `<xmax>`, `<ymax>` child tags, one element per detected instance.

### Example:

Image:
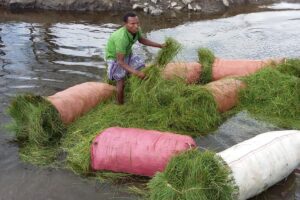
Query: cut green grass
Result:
<box><xmin>148</xmin><ymin>149</ymin><xmax>237</xmax><ymax>200</ymax></box>
<box><xmin>198</xmin><ymin>48</ymin><xmax>215</xmax><ymax>84</ymax></box>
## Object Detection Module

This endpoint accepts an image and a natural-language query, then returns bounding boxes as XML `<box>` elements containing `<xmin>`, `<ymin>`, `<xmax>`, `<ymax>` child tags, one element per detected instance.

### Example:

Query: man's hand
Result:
<box><xmin>135</xmin><ymin>71</ymin><xmax>146</xmax><ymax>80</ymax></box>
<box><xmin>160</xmin><ymin>43</ymin><xmax>166</xmax><ymax>48</ymax></box>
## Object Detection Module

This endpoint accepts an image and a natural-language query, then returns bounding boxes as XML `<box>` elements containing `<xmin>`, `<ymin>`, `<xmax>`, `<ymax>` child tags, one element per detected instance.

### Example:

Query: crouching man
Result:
<box><xmin>105</xmin><ymin>12</ymin><xmax>164</xmax><ymax>104</ymax></box>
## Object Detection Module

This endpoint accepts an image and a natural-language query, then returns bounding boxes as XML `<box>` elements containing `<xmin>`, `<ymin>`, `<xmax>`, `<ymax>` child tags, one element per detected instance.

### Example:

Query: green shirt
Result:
<box><xmin>105</xmin><ymin>27</ymin><xmax>142</xmax><ymax>60</ymax></box>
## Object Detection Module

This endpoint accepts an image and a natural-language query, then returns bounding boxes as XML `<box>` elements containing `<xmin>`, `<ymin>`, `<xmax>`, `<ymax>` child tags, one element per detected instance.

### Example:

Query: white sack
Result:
<box><xmin>218</xmin><ymin>130</ymin><xmax>300</xmax><ymax>200</ymax></box>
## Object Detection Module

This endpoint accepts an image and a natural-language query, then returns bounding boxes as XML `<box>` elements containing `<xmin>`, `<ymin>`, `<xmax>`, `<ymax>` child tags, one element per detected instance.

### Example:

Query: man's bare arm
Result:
<box><xmin>138</xmin><ymin>37</ymin><xmax>163</xmax><ymax>48</ymax></box>
<box><xmin>117</xmin><ymin>53</ymin><xmax>145</xmax><ymax>79</ymax></box>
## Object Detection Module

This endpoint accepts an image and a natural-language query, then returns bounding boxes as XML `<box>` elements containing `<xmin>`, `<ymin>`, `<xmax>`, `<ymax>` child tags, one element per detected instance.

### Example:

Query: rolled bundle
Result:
<box><xmin>163</xmin><ymin>58</ymin><xmax>282</xmax><ymax>84</ymax></box>
<box><xmin>8</xmin><ymin>82</ymin><xmax>115</xmax><ymax>145</ymax></box>
<box><xmin>149</xmin><ymin>130</ymin><xmax>300</xmax><ymax>200</ymax></box>
<box><xmin>47</xmin><ymin>82</ymin><xmax>116</xmax><ymax>124</ymax></box>
<box><xmin>91</xmin><ymin>127</ymin><xmax>196</xmax><ymax>177</ymax></box>
<box><xmin>205</xmin><ymin>78</ymin><xmax>246</xmax><ymax>113</ymax></box>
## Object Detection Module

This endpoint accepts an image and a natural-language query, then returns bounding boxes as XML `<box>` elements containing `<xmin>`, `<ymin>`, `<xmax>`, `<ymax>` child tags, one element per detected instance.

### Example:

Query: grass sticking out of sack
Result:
<box><xmin>238</xmin><ymin>63</ymin><xmax>300</xmax><ymax>129</ymax></box>
<box><xmin>7</xmin><ymin>94</ymin><xmax>65</xmax><ymax>146</ymax></box>
<box><xmin>148</xmin><ymin>149</ymin><xmax>236</xmax><ymax>200</ymax></box>
<box><xmin>198</xmin><ymin>48</ymin><xmax>215</xmax><ymax>84</ymax></box>
<box><xmin>7</xmin><ymin>94</ymin><xmax>65</xmax><ymax>166</ymax></box>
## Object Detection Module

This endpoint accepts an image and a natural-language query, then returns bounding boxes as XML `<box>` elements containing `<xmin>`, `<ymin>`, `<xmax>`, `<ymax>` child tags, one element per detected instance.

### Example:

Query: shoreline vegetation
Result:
<box><xmin>7</xmin><ymin>38</ymin><xmax>300</xmax><ymax>199</ymax></box>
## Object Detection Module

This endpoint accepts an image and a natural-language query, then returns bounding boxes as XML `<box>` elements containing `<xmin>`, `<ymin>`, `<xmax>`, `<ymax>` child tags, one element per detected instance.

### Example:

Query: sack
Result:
<box><xmin>163</xmin><ymin>62</ymin><xmax>201</xmax><ymax>84</ymax></box>
<box><xmin>91</xmin><ymin>127</ymin><xmax>196</xmax><ymax>176</ymax></box>
<box><xmin>47</xmin><ymin>82</ymin><xmax>115</xmax><ymax>124</ymax></box>
<box><xmin>205</xmin><ymin>78</ymin><xmax>246</xmax><ymax>112</ymax></box>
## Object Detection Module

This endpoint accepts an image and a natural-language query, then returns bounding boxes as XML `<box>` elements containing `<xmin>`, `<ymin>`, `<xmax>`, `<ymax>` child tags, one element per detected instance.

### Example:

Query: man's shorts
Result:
<box><xmin>107</xmin><ymin>55</ymin><xmax>145</xmax><ymax>81</ymax></box>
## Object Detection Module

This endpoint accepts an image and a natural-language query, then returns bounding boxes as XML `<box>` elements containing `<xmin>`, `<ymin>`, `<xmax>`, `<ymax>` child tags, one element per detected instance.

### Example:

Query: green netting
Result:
<box><xmin>148</xmin><ymin>149</ymin><xmax>236</xmax><ymax>200</ymax></box>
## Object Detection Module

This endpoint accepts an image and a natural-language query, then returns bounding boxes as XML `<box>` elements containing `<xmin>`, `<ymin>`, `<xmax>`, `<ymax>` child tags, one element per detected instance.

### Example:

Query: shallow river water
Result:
<box><xmin>0</xmin><ymin>2</ymin><xmax>300</xmax><ymax>200</ymax></box>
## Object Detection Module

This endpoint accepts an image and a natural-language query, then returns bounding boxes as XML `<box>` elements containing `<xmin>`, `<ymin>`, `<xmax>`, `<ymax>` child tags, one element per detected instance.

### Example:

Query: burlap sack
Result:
<box><xmin>47</xmin><ymin>82</ymin><xmax>116</xmax><ymax>124</ymax></box>
<box><xmin>205</xmin><ymin>78</ymin><xmax>246</xmax><ymax>113</ymax></box>
<box><xmin>212</xmin><ymin>59</ymin><xmax>268</xmax><ymax>80</ymax></box>
<box><xmin>163</xmin><ymin>59</ymin><xmax>283</xmax><ymax>83</ymax></box>
<box><xmin>162</xmin><ymin>62</ymin><xmax>202</xmax><ymax>84</ymax></box>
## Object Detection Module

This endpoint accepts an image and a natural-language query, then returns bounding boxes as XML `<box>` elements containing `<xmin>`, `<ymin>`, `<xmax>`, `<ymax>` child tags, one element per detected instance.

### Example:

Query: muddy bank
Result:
<box><xmin>0</xmin><ymin>0</ymin><xmax>299</xmax><ymax>15</ymax></box>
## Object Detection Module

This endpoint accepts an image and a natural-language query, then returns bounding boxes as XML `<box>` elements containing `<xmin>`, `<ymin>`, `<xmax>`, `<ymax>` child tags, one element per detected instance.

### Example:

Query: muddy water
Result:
<box><xmin>0</xmin><ymin>3</ymin><xmax>300</xmax><ymax>200</ymax></box>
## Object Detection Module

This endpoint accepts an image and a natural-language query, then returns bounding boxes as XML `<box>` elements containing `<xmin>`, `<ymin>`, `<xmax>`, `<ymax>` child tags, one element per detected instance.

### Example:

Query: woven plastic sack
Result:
<box><xmin>218</xmin><ymin>130</ymin><xmax>300</xmax><ymax>200</ymax></box>
<box><xmin>205</xmin><ymin>78</ymin><xmax>246</xmax><ymax>112</ymax></box>
<box><xmin>162</xmin><ymin>62</ymin><xmax>202</xmax><ymax>84</ymax></box>
<box><xmin>91</xmin><ymin>127</ymin><xmax>196</xmax><ymax>177</ymax></box>
<box><xmin>47</xmin><ymin>82</ymin><xmax>115</xmax><ymax>124</ymax></box>
<box><xmin>212</xmin><ymin>59</ymin><xmax>275</xmax><ymax>80</ymax></box>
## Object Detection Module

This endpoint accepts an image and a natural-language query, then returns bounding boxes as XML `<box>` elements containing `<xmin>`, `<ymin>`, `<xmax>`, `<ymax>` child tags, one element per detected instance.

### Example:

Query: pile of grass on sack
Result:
<box><xmin>148</xmin><ymin>149</ymin><xmax>236</xmax><ymax>200</ymax></box>
<box><xmin>237</xmin><ymin>63</ymin><xmax>300</xmax><ymax>129</ymax></box>
<box><xmin>63</xmin><ymin>38</ymin><xmax>221</xmax><ymax>174</ymax></box>
<box><xmin>7</xmin><ymin>36</ymin><xmax>300</xmax><ymax>200</ymax></box>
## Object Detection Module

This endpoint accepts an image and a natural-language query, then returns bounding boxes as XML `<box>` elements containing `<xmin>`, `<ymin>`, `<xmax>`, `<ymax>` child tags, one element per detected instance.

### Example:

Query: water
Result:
<box><xmin>0</xmin><ymin>3</ymin><xmax>300</xmax><ymax>200</ymax></box>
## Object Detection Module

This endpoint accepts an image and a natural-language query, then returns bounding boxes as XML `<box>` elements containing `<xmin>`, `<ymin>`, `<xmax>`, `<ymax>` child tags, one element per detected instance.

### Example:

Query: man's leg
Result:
<box><xmin>116</xmin><ymin>79</ymin><xmax>125</xmax><ymax>105</ymax></box>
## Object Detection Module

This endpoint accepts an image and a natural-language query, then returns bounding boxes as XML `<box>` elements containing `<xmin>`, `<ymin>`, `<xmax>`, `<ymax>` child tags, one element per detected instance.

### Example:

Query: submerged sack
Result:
<box><xmin>91</xmin><ymin>127</ymin><xmax>196</xmax><ymax>177</ymax></box>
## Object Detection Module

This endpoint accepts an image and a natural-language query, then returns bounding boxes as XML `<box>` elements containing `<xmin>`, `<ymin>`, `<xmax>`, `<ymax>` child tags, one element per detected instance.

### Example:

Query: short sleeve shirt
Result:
<box><xmin>105</xmin><ymin>27</ymin><xmax>143</xmax><ymax>60</ymax></box>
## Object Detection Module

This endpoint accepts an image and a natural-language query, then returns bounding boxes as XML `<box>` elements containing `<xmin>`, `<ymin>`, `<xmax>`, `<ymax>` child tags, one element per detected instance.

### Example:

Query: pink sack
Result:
<box><xmin>91</xmin><ymin>127</ymin><xmax>196</xmax><ymax>177</ymax></box>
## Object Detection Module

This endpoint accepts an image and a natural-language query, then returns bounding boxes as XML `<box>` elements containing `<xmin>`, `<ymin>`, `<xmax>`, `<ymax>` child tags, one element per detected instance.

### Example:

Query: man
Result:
<box><xmin>105</xmin><ymin>12</ymin><xmax>164</xmax><ymax>104</ymax></box>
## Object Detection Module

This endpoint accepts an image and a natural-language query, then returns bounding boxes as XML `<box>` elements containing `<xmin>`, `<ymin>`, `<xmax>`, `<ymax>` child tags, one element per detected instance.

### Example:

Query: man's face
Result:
<box><xmin>125</xmin><ymin>16</ymin><xmax>140</xmax><ymax>34</ymax></box>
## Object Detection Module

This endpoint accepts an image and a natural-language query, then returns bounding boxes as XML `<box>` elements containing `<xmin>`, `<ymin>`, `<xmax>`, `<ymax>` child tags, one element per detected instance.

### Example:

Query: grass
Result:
<box><xmin>7</xmin><ymin>94</ymin><xmax>65</xmax><ymax>146</ymax></box>
<box><xmin>63</xmin><ymin>68</ymin><xmax>221</xmax><ymax>175</ymax></box>
<box><xmin>153</xmin><ymin>37</ymin><xmax>182</xmax><ymax>67</ymax></box>
<box><xmin>237</xmin><ymin>62</ymin><xmax>300</xmax><ymax>129</ymax></box>
<box><xmin>276</xmin><ymin>59</ymin><xmax>300</xmax><ymax>78</ymax></box>
<box><xmin>197</xmin><ymin>48</ymin><xmax>215</xmax><ymax>84</ymax></box>
<box><xmin>61</xmin><ymin>39</ymin><xmax>221</xmax><ymax>175</ymax></box>
<box><xmin>148</xmin><ymin>149</ymin><xmax>237</xmax><ymax>200</ymax></box>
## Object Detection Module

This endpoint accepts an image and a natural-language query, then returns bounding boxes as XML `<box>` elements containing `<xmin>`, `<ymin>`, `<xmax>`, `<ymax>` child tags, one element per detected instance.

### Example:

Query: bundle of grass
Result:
<box><xmin>198</xmin><ymin>48</ymin><xmax>215</xmax><ymax>84</ymax></box>
<box><xmin>276</xmin><ymin>59</ymin><xmax>300</xmax><ymax>78</ymax></box>
<box><xmin>19</xmin><ymin>144</ymin><xmax>59</xmax><ymax>166</ymax></box>
<box><xmin>8</xmin><ymin>94</ymin><xmax>65</xmax><ymax>146</ymax></box>
<box><xmin>148</xmin><ymin>149</ymin><xmax>236</xmax><ymax>200</ymax></box>
<box><xmin>238</xmin><ymin>64</ymin><xmax>300</xmax><ymax>129</ymax></box>
<box><xmin>153</xmin><ymin>37</ymin><xmax>182</xmax><ymax>67</ymax></box>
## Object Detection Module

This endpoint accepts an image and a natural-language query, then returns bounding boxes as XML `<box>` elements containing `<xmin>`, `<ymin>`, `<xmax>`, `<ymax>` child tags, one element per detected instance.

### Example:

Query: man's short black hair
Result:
<box><xmin>123</xmin><ymin>12</ymin><xmax>137</xmax><ymax>23</ymax></box>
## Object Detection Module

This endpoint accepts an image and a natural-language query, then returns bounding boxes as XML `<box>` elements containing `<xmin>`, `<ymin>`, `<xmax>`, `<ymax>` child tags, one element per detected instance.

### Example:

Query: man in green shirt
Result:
<box><xmin>106</xmin><ymin>12</ymin><xmax>164</xmax><ymax>104</ymax></box>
